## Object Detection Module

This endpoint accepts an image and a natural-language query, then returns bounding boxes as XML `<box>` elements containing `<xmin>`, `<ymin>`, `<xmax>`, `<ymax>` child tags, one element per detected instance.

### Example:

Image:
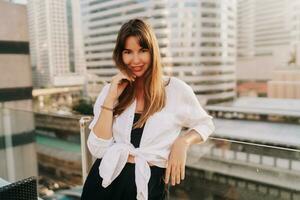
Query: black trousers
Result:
<box><xmin>81</xmin><ymin>159</ymin><xmax>168</xmax><ymax>200</ymax></box>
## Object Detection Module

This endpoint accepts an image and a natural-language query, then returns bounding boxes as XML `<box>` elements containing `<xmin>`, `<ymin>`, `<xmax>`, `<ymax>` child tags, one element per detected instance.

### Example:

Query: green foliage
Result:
<box><xmin>72</xmin><ymin>98</ymin><xmax>93</xmax><ymax>115</ymax></box>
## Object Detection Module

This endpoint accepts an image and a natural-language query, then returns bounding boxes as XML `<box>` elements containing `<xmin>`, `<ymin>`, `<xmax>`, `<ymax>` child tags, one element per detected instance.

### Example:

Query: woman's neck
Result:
<box><xmin>134</xmin><ymin>77</ymin><xmax>144</xmax><ymax>90</ymax></box>
<box><xmin>134</xmin><ymin>77</ymin><xmax>144</xmax><ymax>98</ymax></box>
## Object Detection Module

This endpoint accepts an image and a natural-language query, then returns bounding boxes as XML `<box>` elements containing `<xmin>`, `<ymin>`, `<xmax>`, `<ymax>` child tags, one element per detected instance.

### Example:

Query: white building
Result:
<box><xmin>3</xmin><ymin>0</ymin><xmax>27</xmax><ymax>5</ymax></box>
<box><xmin>28</xmin><ymin>0</ymin><xmax>86</xmax><ymax>88</ymax></box>
<box><xmin>81</xmin><ymin>0</ymin><xmax>237</xmax><ymax>104</ymax></box>
<box><xmin>289</xmin><ymin>1</ymin><xmax>300</xmax><ymax>67</ymax></box>
<box><xmin>237</xmin><ymin>0</ymin><xmax>300</xmax><ymax>81</ymax></box>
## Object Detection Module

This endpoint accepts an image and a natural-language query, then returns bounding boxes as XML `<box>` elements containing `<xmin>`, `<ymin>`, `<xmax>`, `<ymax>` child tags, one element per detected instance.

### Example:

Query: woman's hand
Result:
<box><xmin>164</xmin><ymin>137</ymin><xmax>190</xmax><ymax>186</ymax></box>
<box><xmin>107</xmin><ymin>70</ymin><xmax>136</xmax><ymax>102</ymax></box>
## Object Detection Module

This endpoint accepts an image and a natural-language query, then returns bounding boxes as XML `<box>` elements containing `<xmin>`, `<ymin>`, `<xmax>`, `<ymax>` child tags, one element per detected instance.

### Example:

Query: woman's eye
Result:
<box><xmin>141</xmin><ymin>49</ymin><xmax>149</xmax><ymax>53</ymax></box>
<box><xmin>123</xmin><ymin>50</ymin><xmax>130</xmax><ymax>54</ymax></box>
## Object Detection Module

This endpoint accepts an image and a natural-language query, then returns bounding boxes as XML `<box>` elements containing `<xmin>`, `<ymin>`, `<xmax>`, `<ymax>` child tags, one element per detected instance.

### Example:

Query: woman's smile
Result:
<box><xmin>131</xmin><ymin>65</ymin><xmax>143</xmax><ymax>72</ymax></box>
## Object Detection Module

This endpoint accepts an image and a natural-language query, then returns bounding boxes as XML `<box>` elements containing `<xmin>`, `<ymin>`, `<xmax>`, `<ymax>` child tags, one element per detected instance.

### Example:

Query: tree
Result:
<box><xmin>72</xmin><ymin>98</ymin><xmax>93</xmax><ymax>115</ymax></box>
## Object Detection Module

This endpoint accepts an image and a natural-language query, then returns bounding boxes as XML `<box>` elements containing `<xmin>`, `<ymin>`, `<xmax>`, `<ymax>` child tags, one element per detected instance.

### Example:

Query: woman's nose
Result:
<box><xmin>132</xmin><ymin>53</ymin><xmax>141</xmax><ymax>64</ymax></box>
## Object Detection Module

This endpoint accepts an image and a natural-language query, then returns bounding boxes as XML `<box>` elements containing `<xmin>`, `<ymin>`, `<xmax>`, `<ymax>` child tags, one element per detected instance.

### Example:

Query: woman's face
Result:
<box><xmin>122</xmin><ymin>36</ymin><xmax>151</xmax><ymax>78</ymax></box>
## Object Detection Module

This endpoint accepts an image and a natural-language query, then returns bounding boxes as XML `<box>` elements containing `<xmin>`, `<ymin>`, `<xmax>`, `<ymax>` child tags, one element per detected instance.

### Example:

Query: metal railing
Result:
<box><xmin>79</xmin><ymin>116</ymin><xmax>93</xmax><ymax>182</ymax></box>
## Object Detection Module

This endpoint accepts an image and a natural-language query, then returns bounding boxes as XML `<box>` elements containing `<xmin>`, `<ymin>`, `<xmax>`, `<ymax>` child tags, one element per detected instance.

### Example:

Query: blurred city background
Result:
<box><xmin>0</xmin><ymin>0</ymin><xmax>300</xmax><ymax>199</ymax></box>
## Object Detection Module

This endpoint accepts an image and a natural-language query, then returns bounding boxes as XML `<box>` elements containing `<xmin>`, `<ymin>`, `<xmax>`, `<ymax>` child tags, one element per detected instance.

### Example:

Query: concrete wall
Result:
<box><xmin>268</xmin><ymin>69</ymin><xmax>300</xmax><ymax>99</ymax></box>
<box><xmin>0</xmin><ymin>2</ymin><xmax>29</xmax><ymax>41</ymax></box>
<box><xmin>236</xmin><ymin>46</ymin><xmax>290</xmax><ymax>81</ymax></box>
<box><xmin>0</xmin><ymin>54</ymin><xmax>32</xmax><ymax>88</ymax></box>
<box><xmin>0</xmin><ymin>1</ymin><xmax>37</xmax><ymax>182</ymax></box>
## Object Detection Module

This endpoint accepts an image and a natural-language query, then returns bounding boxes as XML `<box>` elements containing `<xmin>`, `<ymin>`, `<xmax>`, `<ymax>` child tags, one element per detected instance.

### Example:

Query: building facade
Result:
<box><xmin>267</xmin><ymin>68</ymin><xmax>300</xmax><ymax>99</ymax></box>
<box><xmin>237</xmin><ymin>0</ymin><xmax>300</xmax><ymax>81</ymax></box>
<box><xmin>0</xmin><ymin>1</ymin><xmax>37</xmax><ymax>182</ymax></box>
<box><xmin>28</xmin><ymin>0</ymin><xmax>86</xmax><ymax>88</ymax></box>
<box><xmin>81</xmin><ymin>0</ymin><xmax>237</xmax><ymax>104</ymax></box>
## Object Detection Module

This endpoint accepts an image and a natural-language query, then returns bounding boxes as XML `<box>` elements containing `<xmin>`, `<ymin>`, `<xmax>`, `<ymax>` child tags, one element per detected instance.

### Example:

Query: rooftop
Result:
<box><xmin>212</xmin><ymin>118</ymin><xmax>300</xmax><ymax>148</ymax></box>
<box><xmin>206</xmin><ymin>97</ymin><xmax>300</xmax><ymax>117</ymax></box>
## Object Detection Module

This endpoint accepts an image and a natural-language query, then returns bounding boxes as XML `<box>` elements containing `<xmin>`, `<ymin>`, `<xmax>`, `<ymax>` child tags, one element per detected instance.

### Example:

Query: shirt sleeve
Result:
<box><xmin>87</xmin><ymin>83</ymin><xmax>115</xmax><ymax>158</ymax></box>
<box><xmin>179</xmin><ymin>83</ymin><xmax>215</xmax><ymax>142</ymax></box>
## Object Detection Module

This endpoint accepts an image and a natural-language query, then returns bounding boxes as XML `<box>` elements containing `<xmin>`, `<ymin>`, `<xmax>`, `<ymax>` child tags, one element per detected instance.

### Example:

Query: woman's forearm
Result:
<box><xmin>92</xmin><ymin>95</ymin><xmax>115</xmax><ymax>140</ymax></box>
<box><xmin>179</xmin><ymin>129</ymin><xmax>204</xmax><ymax>146</ymax></box>
<box><xmin>166</xmin><ymin>129</ymin><xmax>203</xmax><ymax>185</ymax></box>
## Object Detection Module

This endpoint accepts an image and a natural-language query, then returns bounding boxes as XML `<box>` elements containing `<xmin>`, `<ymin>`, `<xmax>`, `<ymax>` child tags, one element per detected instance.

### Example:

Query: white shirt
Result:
<box><xmin>87</xmin><ymin>76</ymin><xmax>215</xmax><ymax>200</ymax></box>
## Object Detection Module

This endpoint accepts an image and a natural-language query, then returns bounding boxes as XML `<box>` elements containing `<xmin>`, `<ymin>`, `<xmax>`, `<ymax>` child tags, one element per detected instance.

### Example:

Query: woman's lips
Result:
<box><xmin>131</xmin><ymin>66</ymin><xmax>143</xmax><ymax>72</ymax></box>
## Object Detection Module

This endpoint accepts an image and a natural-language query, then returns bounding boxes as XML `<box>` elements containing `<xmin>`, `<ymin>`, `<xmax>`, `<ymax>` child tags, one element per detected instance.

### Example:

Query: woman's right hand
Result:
<box><xmin>107</xmin><ymin>70</ymin><xmax>136</xmax><ymax>102</ymax></box>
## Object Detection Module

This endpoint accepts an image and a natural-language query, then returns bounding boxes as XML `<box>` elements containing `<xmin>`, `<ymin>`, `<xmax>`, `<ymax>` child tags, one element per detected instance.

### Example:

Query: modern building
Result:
<box><xmin>0</xmin><ymin>1</ymin><xmax>37</xmax><ymax>182</ymax></box>
<box><xmin>265</xmin><ymin>1</ymin><xmax>300</xmax><ymax>99</ymax></box>
<box><xmin>237</xmin><ymin>0</ymin><xmax>300</xmax><ymax>81</ymax></box>
<box><xmin>81</xmin><ymin>0</ymin><xmax>237</xmax><ymax>104</ymax></box>
<box><xmin>205</xmin><ymin>97</ymin><xmax>300</xmax><ymax>124</ymax></box>
<box><xmin>289</xmin><ymin>1</ymin><xmax>300</xmax><ymax>49</ymax></box>
<box><xmin>267</xmin><ymin>67</ymin><xmax>300</xmax><ymax>99</ymax></box>
<box><xmin>3</xmin><ymin>0</ymin><xmax>27</xmax><ymax>4</ymax></box>
<box><xmin>28</xmin><ymin>0</ymin><xmax>86</xmax><ymax>88</ymax></box>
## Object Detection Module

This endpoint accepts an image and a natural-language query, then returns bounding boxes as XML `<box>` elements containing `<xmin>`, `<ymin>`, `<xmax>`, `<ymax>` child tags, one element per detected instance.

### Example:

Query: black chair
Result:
<box><xmin>0</xmin><ymin>176</ymin><xmax>38</xmax><ymax>200</ymax></box>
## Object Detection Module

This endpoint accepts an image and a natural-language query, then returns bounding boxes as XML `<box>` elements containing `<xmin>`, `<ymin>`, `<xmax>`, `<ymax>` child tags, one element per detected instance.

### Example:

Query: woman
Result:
<box><xmin>81</xmin><ymin>19</ymin><xmax>215</xmax><ymax>200</ymax></box>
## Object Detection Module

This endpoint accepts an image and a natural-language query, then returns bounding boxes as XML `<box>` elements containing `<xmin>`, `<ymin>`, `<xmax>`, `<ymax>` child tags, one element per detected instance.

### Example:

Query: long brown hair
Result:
<box><xmin>112</xmin><ymin>18</ymin><xmax>166</xmax><ymax>129</ymax></box>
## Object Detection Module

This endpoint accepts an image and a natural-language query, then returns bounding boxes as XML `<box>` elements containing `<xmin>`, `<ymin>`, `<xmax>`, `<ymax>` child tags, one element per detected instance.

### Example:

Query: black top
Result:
<box><xmin>130</xmin><ymin>113</ymin><xmax>145</xmax><ymax>148</ymax></box>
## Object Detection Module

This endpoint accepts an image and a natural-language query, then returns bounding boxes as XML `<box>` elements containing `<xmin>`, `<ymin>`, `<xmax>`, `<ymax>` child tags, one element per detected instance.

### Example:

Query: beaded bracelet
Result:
<box><xmin>101</xmin><ymin>105</ymin><xmax>114</xmax><ymax>111</ymax></box>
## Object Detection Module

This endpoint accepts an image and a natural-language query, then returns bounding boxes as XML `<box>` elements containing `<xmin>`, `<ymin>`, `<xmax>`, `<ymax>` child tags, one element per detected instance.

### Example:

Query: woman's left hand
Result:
<box><xmin>164</xmin><ymin>137</ymin><xmax>190</xmax><ymax>186</ymax></box>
